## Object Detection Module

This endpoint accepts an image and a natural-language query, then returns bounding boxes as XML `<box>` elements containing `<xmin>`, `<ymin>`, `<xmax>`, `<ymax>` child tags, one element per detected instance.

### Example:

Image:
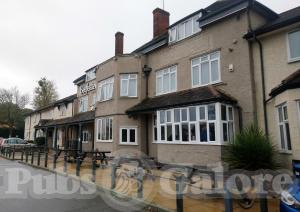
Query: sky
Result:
<box><xmin>0</xmin><ymin>0</ymin><xmax>299</xmax><ymax>107</ymax></box>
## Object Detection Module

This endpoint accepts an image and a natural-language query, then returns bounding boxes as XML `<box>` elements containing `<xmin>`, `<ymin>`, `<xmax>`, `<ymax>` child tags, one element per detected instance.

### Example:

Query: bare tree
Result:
<box><xmin>32</xmin><ymin>77</ymin><xmax>59</xmax><ymax>109</ymax></box>
<box><xmin>0</xmin><ymin>87</ymin><xmax>30</xmax><ymax>137</ymax></box>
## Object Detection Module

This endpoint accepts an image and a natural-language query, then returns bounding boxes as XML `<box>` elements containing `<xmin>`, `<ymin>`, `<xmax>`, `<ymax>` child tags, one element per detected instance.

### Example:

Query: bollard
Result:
<box><xmin>21</xmin><ymin>148</ymin><xmax>24</xmax><ymax>161</ymax></box>
<box><xmin>53</xmin><ymin>150</ymin><xmax>57</xmax><ymax>170</ymax></box>
<box><xmin>224</xmin><ymin>186</ymin><xmax>233</xmax><ymax>212</ymax></box>
<box><xmin>63</xmin><ymin>152</ymin><xmax>67</xmax><ymax>173</ymax></box>
<box><xmin>8</xmin><ymin>147</ymin><xmax>11</xmax><ymax>158</ymax></box>
<box><xmin>175</xmin><ymin>174</ymin><xmax>184</xmax><ymax>212</ymax></box>
<box><xmin>92</xmin><ymin>158</ymin><xmax>96</xmax><ymax>182</ymax></box>
<box><xmin>137</xmin><ymin>167</ymin><xmax>144</xmax><ymax>199</ymax></box>
<box><xmin>12</xmin><ymin>146</ymin><xmax>15</xmax><ymax>160</ymax></box>
<box><xmin>31</xmin><ymin>150</ymin><xmax>34</xmax><ymax>165</ymax></box>
<box><xmin>111</xmin><ymin>163</ymin><xmax>117</xmax><ymax>189</ymax></box>
<box><xmin>44</xmin><ymin>149</ymin><xmax>48</xmax><ymax>168</ymax></box>
<box><xmin>25</xmin><ymin>148</ymin><xmax>29</xmax><ymax>163</ymax></box>
<box><xmin>37</xmin><ymin>150</ymin><xmax>41</xmax><ymax>166</ymax></box>
<box><xmin>260</xmin><ymin>194</ymin><xmax>268</xmax><ymax>212</ymax></box>
<box><xmin>76</xmin><ymin>155</ymin><xmax>81</xmax><ymax>177</ymax></box>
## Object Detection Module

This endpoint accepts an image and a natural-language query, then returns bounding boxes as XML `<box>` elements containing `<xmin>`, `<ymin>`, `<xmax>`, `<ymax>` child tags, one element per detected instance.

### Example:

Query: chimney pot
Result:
<box><xmin>153</xmin><ymin>8</ymin><xmax>170</xmax><ymax>38</ymax></box>
<box><xmin>115</xmin><ymin>32</ymin><xmax>124</xmax><ymax>56</ymax></box>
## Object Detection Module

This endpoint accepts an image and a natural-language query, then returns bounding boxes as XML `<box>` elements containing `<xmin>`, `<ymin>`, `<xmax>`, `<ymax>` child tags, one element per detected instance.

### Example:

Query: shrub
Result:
<box><xmin>223</xmin><ymin>125</ymin><xmax>280</xmax><ymax>171</ymax></box>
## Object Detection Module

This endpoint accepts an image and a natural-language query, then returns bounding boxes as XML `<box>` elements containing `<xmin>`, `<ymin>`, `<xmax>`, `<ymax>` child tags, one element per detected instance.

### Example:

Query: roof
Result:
<box><xmin>35</xmin><ymin>111</ymin><xmax>95</xmax><ymax>128</ymax></box>
<box><xmin>126</xmin><ymin>86</ymin><xmax>237</xmax><ymax>114</ymax></box>
<box><xmin>27</xmin><ymin>94</ymin><xmax>77</xmax><ymax>116</ymax></box>
<box><xmin>244</xmin><ymin>6</ymin><xmax>300</xmax><ymax>39</ymax></box>
<box><xmin>134</xmin><ymin>0</ymin><xmax>277</xmax><ymax>54</ymax></box>
<box><xmin>269</xmin><ymin>69</ymin><xmax>300</xmax><ymax>97</ymax></box>
<box><xmin>73</xmin><ymin>74</ymin><xmax>86</xmax><ymax>85</ymax></box>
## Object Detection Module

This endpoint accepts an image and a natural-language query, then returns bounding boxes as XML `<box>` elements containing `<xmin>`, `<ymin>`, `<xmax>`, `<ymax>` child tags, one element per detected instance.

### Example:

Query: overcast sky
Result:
<box><xmin>0</xmin><ymin>0</ymin><xmax>299</xmax><ymax>107</ymax></box>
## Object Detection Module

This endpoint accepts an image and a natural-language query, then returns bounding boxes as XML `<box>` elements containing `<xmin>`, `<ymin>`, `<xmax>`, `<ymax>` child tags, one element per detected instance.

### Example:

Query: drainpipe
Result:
<box><xmin>246</xmin><ymin>0</ymin><xmax>269</xmax><ymax>135</ymax></box>
<box><xmin>143</xmin><ymin>65</ymin><xmax>152</xmax><ymax>156</ymax></box>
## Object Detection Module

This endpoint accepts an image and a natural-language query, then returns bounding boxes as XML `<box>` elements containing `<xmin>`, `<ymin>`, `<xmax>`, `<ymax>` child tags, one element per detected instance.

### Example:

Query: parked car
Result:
<box><xmin>280</xmin><ymin>162</ymin><xmax>300</xmax><ymax>211</ymax></box>
<box><xmin>2</xmin><ymin>138</ymin><xmax>35</xmax><ymax>149</ymax></box>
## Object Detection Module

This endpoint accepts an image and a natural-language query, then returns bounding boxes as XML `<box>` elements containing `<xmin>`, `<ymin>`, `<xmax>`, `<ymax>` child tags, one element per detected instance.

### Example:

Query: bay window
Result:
<box><xmin>156</xmin><ymin>66</ymin><xmax>177</xmax><ymax>95</ymax></box>
<box><xmin>98</xmin><ymin>77</ymin><xmax>114</xmax><ymax>102</ymax></box>
<box><xmin>120</xmin><ymin>74</ymin><xmax>137</xmax><ymax>97</ymax></box>
<box><xmin>287</xmin><ymin>29</ymin><xmax>300</xmax><ymax>62</ymax></box>
<box><xmin>277</xmin><ymin>104</ymin><xmax>292</xmax><ymax>151</ymax></box>
<box><xmin>120</xmin><ymin>127</ymin><xmax>137</xmax><ymax>145</ymax></box>
<box><xmin>192</xmin><ymin>51</ymin><xmax>221</xmax><ymax>87</ymax></box>
<box><xmin>97</xmin><ymin>117</ymin><xmax>113</xmax><ymax>142</ymax></box>
<box><xmin>154</xmin><ymin>103</ymin><xmax>234</xmax><ymax>144</ymax></box>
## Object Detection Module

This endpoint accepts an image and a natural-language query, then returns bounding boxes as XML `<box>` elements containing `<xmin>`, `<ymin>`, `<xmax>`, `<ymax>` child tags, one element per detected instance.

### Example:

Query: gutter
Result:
<box><xmin>246</xmin><ymin>0</ymin><xmax>269</xmax><ymax>135</ymax></box>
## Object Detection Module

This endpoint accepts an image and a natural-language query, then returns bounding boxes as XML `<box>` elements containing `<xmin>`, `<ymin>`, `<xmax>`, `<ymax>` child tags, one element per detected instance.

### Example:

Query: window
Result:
<box><xmin>86</xmin><ymin>68</ymin><xmax>96</xmax><ymax>81</ymax></box>
<box><xmin>82</xmin><ymin>130</ymin><xmax>90</xmax><ymax>143</ymax></box>
<box><xmin>98</xmin><ymin>77</ymin><xmax>114</xmax><ymax>102</ymax></box>
<box><xmin>156</xmin><ymin>66</ymin><xmax>177</xmax><ymax>95</ymax></box>
<box><xmin>97</xmin><ymin>117</ymin><xmax>113</xmax><ymax>142</ymax></box>
<box><xmin>221</xmin><ymin>105</ymin><xmax>234</xmax><ymax>143</ymax></box>
<box><xmin>154</xmin><ymin>103</ymin><xmax>233</xmax><ymax>144</ymax></box>
<box><xmin>277</xmin><ymin>104</ymin><xmax>292</xmax><ymax>152</ymax></box>
<box><xmin>287</xmin><ymin>30</ymin><xmax>300</xmax><ymax>62</ymax></box>
<box><xmin>79</xmin><ymin>95</ymin><xmax>88</xmax><ymax>113</ymax></box>
<box><xmin>192</xmin><ymin>51</ymin><xmax>221</xmax><ymax>87</ymax></box>
<box><xmin>120</xmin><ymin>74</ymin><xmax>137</xmax><ymax>97</ymax></box>
<box><xmin>153</xmin><ymin>114</ymin><xmax>158</xmax><ymax>141</ymax></box>
<box><xmin>120</xmin><ymin>127</ymin><xmax>137</xmax><ymax>145</ymax></box>
<box><xmin>92</xmin><ymin>93</ymin><xmax>96</xmax><ymax>106</ymax></box>
<box><xmin>59</xmin><ymin>104</ymin><xmax>67</xmax><ymax>116</ymax></box>
<box><xmin>169</xmin><ymin>13</ymin><xmax>202</xmax><ymax>43</ymax></box>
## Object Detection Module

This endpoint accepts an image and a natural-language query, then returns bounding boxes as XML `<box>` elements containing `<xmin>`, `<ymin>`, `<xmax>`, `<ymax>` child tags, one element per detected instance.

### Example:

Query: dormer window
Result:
<box><xmin>59</xmin><ymin>104</ymin><xmax>67</xmax><ymax>116</ymax></box>
<box><xmin>169</xmin><ymin>13</ymin><xmax>202</xmax><ymax>44</ymax></box>
<box><xmin>86</xmin><ymin>68</ymin><xmax>96</xmax><ymax>81</ymax></box>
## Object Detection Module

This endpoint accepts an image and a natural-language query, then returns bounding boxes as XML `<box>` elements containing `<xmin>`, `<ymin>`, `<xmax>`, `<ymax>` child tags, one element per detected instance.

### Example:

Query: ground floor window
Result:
<box><xmin>277</xmin><ymin>104</ymin><xmax>292</xmax><ymax>151</ymax></box>
<box><xmin>96</xmin><ymin>117</ymin><xmax>113</xmax><ymax>142</ymax></box>
<box><xmin>153</xmin><ymin>103</ymin><xmax>235</xmax><ymax>144</ymax></box>
<box><xmin>82</xmin><ymin>130</ymin><xmax>90</xmax><ymax>143</ymax></box>
<box><xmin>120</xmin><ymin>127</ymin><xmax>137</xmax><ymax>145</ymax></box>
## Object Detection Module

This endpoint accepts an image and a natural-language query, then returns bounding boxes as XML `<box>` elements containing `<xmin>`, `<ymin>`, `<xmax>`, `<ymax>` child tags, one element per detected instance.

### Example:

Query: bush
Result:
<box><xmin>223</xmin><ymin>125</ymin><xmax>281</xmax><ymax>171</ymax></box>
<box><xmin>34</xmin><ymin>137</ymin><xmax>46</xmax><ymax>146</ymax></box>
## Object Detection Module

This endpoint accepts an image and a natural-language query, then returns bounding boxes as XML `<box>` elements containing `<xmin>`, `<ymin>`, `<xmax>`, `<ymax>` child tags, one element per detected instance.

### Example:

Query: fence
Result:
<box><xmin>0</xmin><ymin>145</ymin><xmax>278</xmax><ymax>212</ymax></box>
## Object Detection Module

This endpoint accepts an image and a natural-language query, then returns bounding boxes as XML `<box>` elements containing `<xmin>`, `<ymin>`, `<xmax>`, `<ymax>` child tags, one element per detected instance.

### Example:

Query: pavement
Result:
<box><xmin>0</xmin><ymin>158</ymin><xmax>123</xmax><ymax>212</ymax></box>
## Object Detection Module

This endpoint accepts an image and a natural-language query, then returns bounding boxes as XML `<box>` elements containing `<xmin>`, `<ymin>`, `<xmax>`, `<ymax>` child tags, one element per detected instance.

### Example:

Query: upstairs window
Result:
<box><xmin>169</xmin><ymin>13</ymin><xmax>202</xmax><ymax>43</ymax></box>
<box><xmin>288</xmin><ymin>30</ymin><xmax>300</xmax><ymax>62</ymax></box>
<box><xmin>120</xmin><ymin>74</ymin><xmax>137</xmax><ymax>97</ymax></box>
<box><xmin>192</xmin><ymin>51</ymin><xmax>220</xmax><ymax>87</ymax></box>
<box><xmin>156</xmin><ymin>66</ymin><xmax>177</xmax><ymax>95</ymax></box>
<box><xmin>59</xmin><ymin>104</ymin><xmax>67</xmax><ymax>116</ymax></box>
<box><xmin>86</xmin><ymin>68</ymin><xmax>96</xmax><ymax>81</ymax></box>
<box><xmin>79</xmin><ymin>95</ymin><xmax>88</xmax><ymax>113</ymax></box>
<box><xmin>98</xmin><ymin>77</ymin><xmax>114</xmax><ymax>102</ymax></box>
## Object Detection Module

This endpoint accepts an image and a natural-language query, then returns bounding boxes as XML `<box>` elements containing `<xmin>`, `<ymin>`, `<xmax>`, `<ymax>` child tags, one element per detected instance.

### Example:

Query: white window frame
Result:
<box><xmin>156</xmin><ymin>65</ymin><xmax>177</xmax><ymax>96</ymax></box>
<box><xmin>220</xmin><ymin>104</ymin><xmax>235</xmax><ymax>143</ymax></box>
<box><xmin>277</xmin><ymin>103</ymin><xmax>292</xmax><ymax>153</ymax></box>
<box><xmin>119</xmin><ymin>127</ymin><xmax>138</xmax><ymax>145</ymax></box>
<box><xmin>59</xmin><ymin>104</ymin><xmax>67</xmax><ymax>116</ymax></box>
<box><xmin>97</xmin><ymin>77</ymin><xmax>114</xmax><ymax>102</ymax></box>
<box><xmin>86</xmin><ymin>68</ymin><xmax>96</xmax><ymax>82</ymax></box>
<box><xmin>287</xmin><ymin>29</ymin><xmax>300</xmax><ymax>63</ymax></box>
<box><xmin>153</xmin><ymin>114</ymin><xmax>158</xmax><ymax>142</ymax></box>
<box><xmin>168</xmin><ymin>13</ymin><xmax>202</xmax><ymax>44</ymax></box>
<box><xmin>191</xmin><ymin>51</ymin><xmax>221</xmax><ymax>88</ymax></box>
<box><xmin>96</xmin><ymin>117</ymin><xmax>113</xmax><ymax>142</ymax></box>
<box><xmin>120</xmin><ymin>74</ymin><xmax>138</xmax><ymax>97</ymax></box>
<box><xmin>79</xmin><ymin>95</ymin><xmax>88</xmax><ymax>113</ymax></box>
<box><xmin>153</xmin><ymin>103</ymin><xmax>233</xmax><ymax>145</ymax></box>
<box><xmin>82</xmin><ymin>130</ymin><xmax>89</xmax><ymax>144</ymax></box>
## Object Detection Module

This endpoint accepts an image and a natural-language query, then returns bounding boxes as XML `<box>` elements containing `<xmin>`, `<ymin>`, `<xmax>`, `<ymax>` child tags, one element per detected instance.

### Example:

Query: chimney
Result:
<box><xmin>153</xmin><ymin>8</ymin><xmax>170</xmax><ymax>38</ymax></box>
<box><xmin>115</xmin><ymin>32</ymin><xmax>124</xmax><ymax>56</ymax></box>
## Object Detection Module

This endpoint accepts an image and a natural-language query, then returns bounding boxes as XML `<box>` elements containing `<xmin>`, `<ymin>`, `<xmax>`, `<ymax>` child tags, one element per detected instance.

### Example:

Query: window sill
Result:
<box><xmin>119</xmin><ymin>143</ymin><xmax>138</xmax><ymax>146</ymax></box>
<box><xmin>155</xmin><ymin>90</ymin><xmax>177</xmax><ymax>97</ymax></box>
<box><xmin>119</xmin><ymin>96</ymin><xmax>138</xmax><ymax>99</ymax></box>
<box><xmin>288</xmin><ymin>57</ymin><xmax>300</xmax><ymax>64</ymax></box>
<box><xmin>152</xmin><ymin>141</ymin><xmax>223</xmax><ymax>146</ymax></box>
<box><xmin>98</xmin><ymin>99</ymin><xmax>113</xmax><ymax>103</ymax></box>
<box><xmin>95</xmin><ymin>140</ymin><xmax>113</xmax><ymax>143</ymax></box>
<box><xmin>279</xmin><ymin>150</ymin><xmax>293</xmax><ymax>155</ymax></box>
<box><xmin>192</xmin><ymin>81</ymin><xmax>224</xmax><ymax>89</ymax></box>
